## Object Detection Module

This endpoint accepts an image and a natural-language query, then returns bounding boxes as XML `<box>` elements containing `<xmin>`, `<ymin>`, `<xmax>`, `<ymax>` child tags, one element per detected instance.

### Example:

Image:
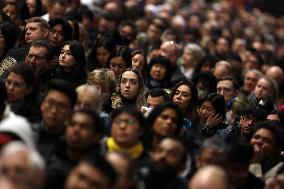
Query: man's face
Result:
<box><xmin>217</xmin><ymin>80</ymin><xmax>235</xmax><ymax>103</ymax></box>
<box><xmin>120</xmin><ymin>71</ymin><xmax>139</xmax><ymax>100</ymax></box>
<box><xmin>146</xmin><ymin>95</ymin><xmax>165</xmax><ymax>108</ymax></box>
<box><xmin>160</xmin><ymin>41</ymin><xmax>177</xmax><ymax>65</ymax></box>
<box><xmin>147</xmin><ymin>24</ymin><xmax>161</xmax><ymax>42</ymax></box>
<box><xmin>254</xmin><ymin>78</ymin><xmax>272</xmax><ymax>100</ymax></box>
<box><xmin>48</xmin><ymin>24</ymin><xmax>64</xmax><ymax>47</ymax></box>
<box><xmin>66</xmin><ymin>112</ymin><xmax>98</xmax><ymax>150</ymax></box>
<box><xmin>0</xmin><ymin>150</ymin><xmax>29</xmax><ymax>180</ymax></box>
<box><xmin>250</xmin><ymin>128</ymin><xmax>276</xmax><ymax>161</ymax></box>
<box><xmin>25</xmin><ymin>46</ymin><xmax>49</xmax><ymax>73</ymax></box>
<box><xmin>239</xmin><ymin>115</ymin><xmax>255</xmax><ymax>136</ymax></box>
<box><xmin>25</xmin><ymin>22</ymin><xmax>48</xmax><ymax>44</ymax></box>
<box><xmin>243</xmin><ymin>71</ymin><xmax>259</xmax><ymax>93</ymax></box>
<box><xmin>151</xmin><ymin>138</ymin><xmax>184</xmax><ymax>173</ymax></box>
<box><xmin>49</xmin><ymin>3</ymin><xmax>66</xmax><ymax>20</ymax></box>
<box><xmin>40</xmin><ymin>90</ymin><xmax>72</xmax><ymax>133</ymax></box>
<box><xmin>65</xmin><ymin>162</ymin><xmax>111</xmax><ymax>189</ymax></box>
<box><xmin>196</xmin><ymin>148</ymin><xmax>225</xmax><ymax>169</ymax></box>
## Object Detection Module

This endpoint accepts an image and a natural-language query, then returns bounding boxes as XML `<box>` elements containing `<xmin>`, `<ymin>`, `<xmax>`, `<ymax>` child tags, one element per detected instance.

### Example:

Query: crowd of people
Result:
<box><xmin>0</xmin><ymin>0</ymin><xmax>283</xmax><ymax>189</ymax></box>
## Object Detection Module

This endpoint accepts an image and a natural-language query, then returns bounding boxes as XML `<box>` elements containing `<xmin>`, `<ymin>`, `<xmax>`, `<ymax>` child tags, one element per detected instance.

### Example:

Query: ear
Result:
<box><xmin>43</xmin><ymin>29</ymin><xmax>49</xmax><ymax>38</ymax></box>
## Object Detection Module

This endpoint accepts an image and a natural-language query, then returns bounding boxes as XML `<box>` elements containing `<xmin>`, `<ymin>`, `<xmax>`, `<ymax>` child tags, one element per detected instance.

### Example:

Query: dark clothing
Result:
<box><xmin>32</xmin><ymin>122</ymin><xmax>65</xmax><ymax>160</ymax></box>
<box><xmin>9</xmin><ymin>98</ymin><xmax>41</xmax><ymax>123</ymax></box>
<box><xmin>46</xmin><ymin>65</ymin><xmax>87</xmax><ymax>87</ymax></box>
<box><xmin>235</xmin><ymin>172</ymin><xmax>264</xmax><ymax>189</ymax></box>
<box><xmin>7</xmin><ymin>47</ymin><xmax>28</xmax><ymax>63</ymax></box>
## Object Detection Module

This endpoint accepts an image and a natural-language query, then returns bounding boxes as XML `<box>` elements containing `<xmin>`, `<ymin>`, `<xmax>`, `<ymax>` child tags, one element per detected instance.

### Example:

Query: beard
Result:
<box><xmin>145</xmin><ymin>160</ymin><xmax>180</xmax><ymax>187</ymax></box>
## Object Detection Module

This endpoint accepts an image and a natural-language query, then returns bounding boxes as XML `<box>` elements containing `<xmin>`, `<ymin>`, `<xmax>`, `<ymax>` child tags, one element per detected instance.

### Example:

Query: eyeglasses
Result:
<box><xmin>44</xmin><ymin>98</ymin><xmax>70</xmax><ymax>111</ymax></box>
<box><xmin>113</xmin><ymin>118</ymin><xmax>137</xmax><ymax>126</ymax></box>
<box><xmin>27</xmin><ymin>54</ymin><xmax>46</xmax><ymax>61</ymax></box>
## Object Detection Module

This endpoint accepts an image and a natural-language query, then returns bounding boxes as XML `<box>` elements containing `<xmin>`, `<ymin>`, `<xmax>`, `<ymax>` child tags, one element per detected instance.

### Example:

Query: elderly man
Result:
<box><xmin>159</xmin><ymin>41</ymin><xmax>186</xmax><ymax>85</ymax></box>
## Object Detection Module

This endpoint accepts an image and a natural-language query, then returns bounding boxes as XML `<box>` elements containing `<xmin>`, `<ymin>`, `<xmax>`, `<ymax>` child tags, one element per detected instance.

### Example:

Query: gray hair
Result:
<box><xmin>201</xmin><ymin>136</ymin><xmax>226</xmax><ymax>154</ymax></box>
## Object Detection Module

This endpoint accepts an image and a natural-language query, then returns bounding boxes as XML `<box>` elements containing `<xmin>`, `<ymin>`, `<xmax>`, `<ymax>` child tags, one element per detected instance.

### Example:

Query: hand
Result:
<box><xmin>206</xmin><ymin>113</ymin><xmax>222</xmax><ymax>128</ymax></box>
<box><xmin>251</xmin><ymin>145</ymin><xmax>264</xmax><ymax>163</ymax></box>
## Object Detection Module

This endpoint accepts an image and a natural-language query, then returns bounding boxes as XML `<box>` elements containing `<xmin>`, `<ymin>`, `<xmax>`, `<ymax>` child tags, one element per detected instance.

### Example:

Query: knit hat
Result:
<box><xmin>0</xmin><ymin>116</ymin><xmax>35</xmax><ymax>149</ymax></box>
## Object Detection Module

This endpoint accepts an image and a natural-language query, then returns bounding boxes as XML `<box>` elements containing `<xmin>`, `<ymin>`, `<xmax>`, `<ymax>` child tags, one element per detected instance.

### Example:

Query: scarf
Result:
<box><xmin>106</xmin><ymin>137</ymin><xmax>144</xmax><ymax>159</ymax></box>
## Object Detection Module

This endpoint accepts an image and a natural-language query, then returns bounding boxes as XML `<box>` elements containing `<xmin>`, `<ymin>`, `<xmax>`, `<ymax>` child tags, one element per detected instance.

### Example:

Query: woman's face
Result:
<box><xmin>5</xmin><ymin>72</ymin><xmax>32</xmax><ymax>102</ymax></box>
<box><xmin>97</xmin><ymin>47</ymin><xmax>110</xmax><ymax>67</ymax></box>
<box><xmin>132</xmin><ymin>53</ymin><xmax>145</xmax><ymax>71</ymax></box>
<box><xmin>173</xmin><ymin>84</ymin><xmax>191</xmax><ymax>111</ymax></box>
<box><xmin>153</xmin><ymin>108</ymin><xmax>178</xmax><ymax>137</ymax></box>
<box><xmin>110</xmin><ymin>56</ymin><xmax>126</xmax><ymax>79</ymax></box>
<box><xmin>59</xmin><ymin>44</ymin><xmax>76</xmax><ymax>71</ymax></box>
<box><xmin>254</xmin><ymin>78</ymin><xmax>272</xmax><ymax>99</ymax></box>
<box><xmin>182</xmin><ymin>48</ymin><xmax>194</xmax><ymax>66</ymax></box>
<box><xmin>26</xmin><ymin>0</ymin><xmax>36</xmax><ymax>16</ymax></box>
<box><xmin>2</xmin><ymin>4</ymin><xmax>17</xmax><ymax>22</ymax></box>
<box><xmin>120</xmin><ymin>71</ymin><xmax>139</xmax><ymax>100</ymax></box>
<box><xmin>111</xmin><ymin>112</ymin><xmax>143</xmax><ymax>148</ymax></box>
<box><xmin>199</xmin><ymin>101</ymin><xmax>216</xmax><ymax>123</ymax></box>
<box><xmin>150</xmin><ymin>63</ymin><xmax>167</xmax><ymax>81</ymax></box>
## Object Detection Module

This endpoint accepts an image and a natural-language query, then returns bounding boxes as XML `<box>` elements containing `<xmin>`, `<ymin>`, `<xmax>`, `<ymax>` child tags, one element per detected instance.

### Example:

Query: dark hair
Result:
<box><xmin>61</xmin><ymin>40</ymin><xmax>86</xmax><ymax>75</ymax></box>
<box><xmin>218</xmin><ymin>75</ymin><xmax>240</xmax><ymax>90</ymax></box>
<box><xmin>48</xmin><ymin>18</ymin><xmax>73</xmax><ymax>42</ymax></box>
<box><xmin>0</xmin><ymin>22</ymin><xmax>19</xmax><ymax>52</ymax></box>
<box><xmin>118</xmin><ymin>20</ymin><xmax>137</xmax><ymax>40</ymax></box>
<box><xmin>110</xmin><ymin>105</ymin><xmax>146</xmax><ymax>129</ymax></box>
<box><xmin>42</xmin><ymin>79</ymin><xmax>77</xmax><ymax>107</ymax></box>
<box><xmin>192</xmin><ymin>72</ymin><xmax>217</xmax><ymax>97</ymax></box>
<box><xmin>201</xmin><ymin>93</ymin><xmax>226</xmax><ymax>120</ymax></box>
<box><xmin>171</xmin><ymin>80</ymin><xmax>199</xmax><ymax>119</ymax></box>
<box><xmin>147</xmin><ymin>102</ymin><xmax>183</xmax><ymax>136</ymax></box>
<box><xmin>7</xmin><ymin>64</ymin><xmax>35</xmax><ymax>88</ymax></box>
<box><xmin>145</xmin><ymin>88</ymin><xmax>170</xmax><ymax>102</ymax></box>
<box><xmin>193</xmin><ymin>55</ymin><xmax>218</xmax><ymax>76</ymax></box>
<box><xmin>87</xmin><ymin>36</ymin><xmax>116</xmax><ymax>71</ymax></box>
<box><xmin>80</xmin><ymin>155</ymin><xmax>117</xmax><ymax>187</ymax></box>
<box><xmin>225</xmin><ymin>138</ymin><xmax>254</xmax><ymax>165</ymax></box>
<box><xmin>29</xmin><ymin>39</ymin><xmax>53</xmax><ymax>61</ymax></box>
<box><xmin>147</xmin><ymin>55</ymin><xmax>172</xmax><ymax>82</ymax></box>
<box><xmin>107</xmin><ymin>46</ymin><xmax>131</xmax><ymax>68</ymax></box>
<box><xmin>131</xmin><ymin>50</ymin><xmax>147</xmax><ymax>74</ymax></box>
<box><xmin>73</xmin><ymin>109</ymin><xmax>104</xmax><ymax>135</ymax></box>
<box><xmin>251</xmin><ymin>121</ymin><xmax>284</xmax><ymax>150</ymax></box>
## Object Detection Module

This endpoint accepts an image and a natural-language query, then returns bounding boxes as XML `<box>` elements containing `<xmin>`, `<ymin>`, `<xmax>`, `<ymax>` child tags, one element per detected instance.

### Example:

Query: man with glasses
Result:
<box><xmin>25</xmin><ymin>40</ymin><xmax>54</xmax><ymax>76</ymax></box>
<box><xmin>33</xmin><ymin>79</ymin><xmax>77</xmax><ymax>160</ymax></box>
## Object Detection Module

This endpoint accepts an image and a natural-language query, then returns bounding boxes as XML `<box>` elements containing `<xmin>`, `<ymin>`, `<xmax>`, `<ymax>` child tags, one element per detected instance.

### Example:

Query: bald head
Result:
<box><xmin>265</xmin><ymin>66</ymin><xmax>284</xmax><ymax>85</ymax></box>
<box><xmin>189</xmin><ymin>166</ymin><xmax>228</xmax><ymax>189</ymax></box>
<box><xmin>160</xmin><ymin>41</ymin><xmax>179</xmax><ymax>65</ymax></box>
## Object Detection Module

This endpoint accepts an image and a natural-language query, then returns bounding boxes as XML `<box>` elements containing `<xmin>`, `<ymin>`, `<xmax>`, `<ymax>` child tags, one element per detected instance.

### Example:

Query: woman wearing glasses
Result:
<box><xmin>5</xmin><ymin>63</ymin><xmax>40</xmax><ymax>122</ymax></box>
<box><xmin>102</xmin><ymin>105</ymin><xmax>148</xmax><ymax>161</ymax></box>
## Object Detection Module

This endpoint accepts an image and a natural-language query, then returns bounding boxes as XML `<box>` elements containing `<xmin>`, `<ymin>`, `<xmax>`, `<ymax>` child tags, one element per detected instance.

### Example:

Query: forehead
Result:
<box><xmin>45</xmin><ymin>89</ymin><xmax>70</xmax><ymax>102</ymax></box>
<box><xmin>29</xmin><ymin>46</ymin><xmax>48</xmax><ymax>54</ymax></box>
<box><xmin>26</xmin><ymin>22</ymin><xmax>41</xmax><ymax>28</ymax></box>
<box><xmin>121</xmin><ymin>71</ymin><xmax>138</xmax><ymax>80</ymax></box>
<box><xmin>158</xmin><ymin>139</ymin><xmax>184</xmax><ymax>153</ymax></box>
<box><xmin>254</xmin><ymin>128</ymin><xmax>274</xmax><ymax>138</ymax></box>
<box><xmin>217</xmin><ymin>80</ymin><xmax>234</xmax><ymax>87</ymax></box>
<box><xmin>51</xmin><ymin>24</ymin><xmax>63</xmax><ymax>30</ymax></box>
<box><xmin>177</xmin><ymin>84</ymin><xmax>190</xmax><ymax>91</ymax></box>
<box><xmin>246</xmin><ymin>71</ymin><xmax>258</xmax><ymax>78</ymax></box>
<box><xmin>7</xmin><ymin>72</ymin><xmax>25</xmax><ymax>81</ymax></box>
<box><xmin>160</xmin><ymin>108</ymin><xmax>177</xmax><ymax>117</ymax></box>
<box><xmin>257</xmin><ymin>78</ymin><xmax>271</xmax><ymax>87</ymax></box>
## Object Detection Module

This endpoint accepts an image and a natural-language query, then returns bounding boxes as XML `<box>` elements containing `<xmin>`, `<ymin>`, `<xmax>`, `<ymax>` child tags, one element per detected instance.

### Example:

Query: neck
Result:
<box><xmin>152</xmin><ymin>134</ymin><xmax>164</xmax><ymax>151</ymax></box>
